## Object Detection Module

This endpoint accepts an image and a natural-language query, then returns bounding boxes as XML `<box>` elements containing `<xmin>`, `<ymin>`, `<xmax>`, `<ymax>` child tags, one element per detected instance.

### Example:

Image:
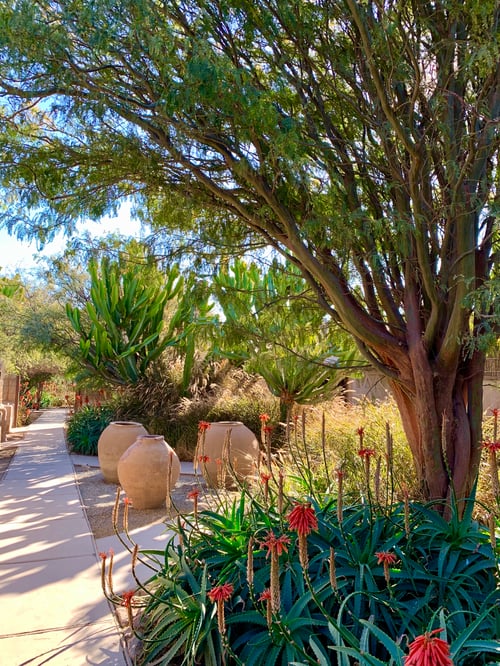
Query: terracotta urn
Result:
<box><xmin>196</xmin><ymin>421</ymin><xmax>260</xmax><ymax>489</ymax></box>
<box><xmin>98</xmin><ymin>421</ymin><xmax>148</xmax><ymax>483</ymax></box>
<box><xmin>117</xmin><ymin>435</ymin><xmax>181</xmax><ymax>509</ymax></box>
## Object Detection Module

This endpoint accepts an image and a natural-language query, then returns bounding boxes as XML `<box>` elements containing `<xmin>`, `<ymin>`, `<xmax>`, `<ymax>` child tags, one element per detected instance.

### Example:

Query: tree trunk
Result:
<box><xmin>389</xmin><ymin>343</ymin><xmax>486</xmax><ymax>511</ymax></box>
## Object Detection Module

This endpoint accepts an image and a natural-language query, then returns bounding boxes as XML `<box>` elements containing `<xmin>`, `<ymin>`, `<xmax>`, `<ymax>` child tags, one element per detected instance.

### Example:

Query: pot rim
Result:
<box><xmin>109</xmin><ymin>421</ymin><xmax>145</xmax><ymax>427</ymax></box>
<box><xmin>210</xmin><ymin>421</ymin><xmax>244</xmax><ymax>426</ymax></box>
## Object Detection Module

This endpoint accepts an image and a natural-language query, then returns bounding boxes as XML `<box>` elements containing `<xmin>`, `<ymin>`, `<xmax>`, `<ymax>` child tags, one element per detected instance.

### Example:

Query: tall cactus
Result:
<box><xmin>66</xmin><ymin>256</ymin><xmax>184</xmax><ymax>385</ymax></box>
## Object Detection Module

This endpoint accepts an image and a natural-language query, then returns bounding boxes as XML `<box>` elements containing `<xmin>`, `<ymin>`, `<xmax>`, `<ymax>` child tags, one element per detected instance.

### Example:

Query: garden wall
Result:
<box><xmin>348</xmin><ymin>357</ymin><xmax>500</xmax><ymax>413</ymax></box>
<box><xmin>0</xmin><ymin>359</ymin><xmax>19</xmax><ymax>439</ymax></box>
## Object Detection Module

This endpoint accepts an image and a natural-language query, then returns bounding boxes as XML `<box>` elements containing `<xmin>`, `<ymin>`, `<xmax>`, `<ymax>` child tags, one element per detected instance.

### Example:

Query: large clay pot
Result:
<box><xmin>117</xmin><ymin>435</ymin><xmax>181</xmax><ymax>509</ymax></box>
<box><xmin>98</xmin><ymin>421</ymin><xmax>148</xmax><ymax>483</ymax></box>
<box><xmin>197</xmin><ymin>421</ymin><xmax>260</xmax><ymax>489</ymax></box>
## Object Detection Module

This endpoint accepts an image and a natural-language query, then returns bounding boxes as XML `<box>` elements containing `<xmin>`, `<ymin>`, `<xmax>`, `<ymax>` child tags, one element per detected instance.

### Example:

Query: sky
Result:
<box><xmin>0</xmin><ymin>210</ymin><xmax>144</xmax><ymax>274</ymax></box>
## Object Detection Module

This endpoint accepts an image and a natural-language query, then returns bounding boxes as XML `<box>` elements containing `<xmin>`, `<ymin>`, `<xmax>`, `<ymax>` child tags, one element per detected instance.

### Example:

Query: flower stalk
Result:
<box><xmin>208</xmin><ymin>583</ymin><xmax>233</xmax><ymax>636</ymax></box>
<box><xmin>288</xmin><ymin>502</ymin><xmax>318</xmax><ymax>571</ymax></box>
<box><xmin>260</xmin><ymin>531</ymin><xmax>290</xmax><ymax>614</ymax></box>
<box><xmin>329</xmin><ymin>547</ymin><xmax>337</xmax><ymax>591</ymax></box>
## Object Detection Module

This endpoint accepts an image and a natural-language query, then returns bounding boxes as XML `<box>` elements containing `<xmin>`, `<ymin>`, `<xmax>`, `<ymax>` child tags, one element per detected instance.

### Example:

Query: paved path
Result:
<box><xmin>0</xmin><ymin>409</ymin><xmax>129</xmax><ymax>665</ymax></box>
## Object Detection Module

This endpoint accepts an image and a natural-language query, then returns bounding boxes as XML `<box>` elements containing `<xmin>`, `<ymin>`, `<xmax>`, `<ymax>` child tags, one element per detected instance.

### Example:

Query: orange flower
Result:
<box><xmin>259</xmin><ymin>413</ymin><xmax>270</xmax><ymax>422</ymax></box>
<box><xmin>376</xmin><ymin>550</ymin><xmax>398</xmax><ymax>584</ymax></box>
<box><xmin>287</xmin><ymin>502</ymin><xmax>318</xmax><ymax>536</ymax></box>
<box><xmin>208</xmin><ymin>582</ymin><xmax>233</xmax><ymax>635</ymax></box>
<box><xmin>261</xmin><ymin>472</ymin><xmax>271</xmax><ymax>483</ymax></box>
<box><xmin>198</xmin><ymin>454</ymin><xmax>210</xmax><ymax>463</ymax></box>
<box><xmin>198</xmin><ymin>421</ymin><xmax>211</xmax><ymax>432</ymax></box>
<box><xmin>208</xmin><ymin>582</ymin><xmax>234</xmax><ymax>603</ymax></box>
<box><xmin>259</xmin><ymin>530</ymin><xmax>290</xmax><ymax>557</ymax></box>
<box><xmin>121</xmin><ymin>590</ymin><xmax>135</xmax><ymax>608</ymax></box>
<box><xmin>405</xmin><ymin>628</ymin><xmax>452</xmax><ymax>665</ymax></box>
<box><xmin>259</xmin><ymin>588</ymin><xmax>273</xmax><ymax>626</ymax></box>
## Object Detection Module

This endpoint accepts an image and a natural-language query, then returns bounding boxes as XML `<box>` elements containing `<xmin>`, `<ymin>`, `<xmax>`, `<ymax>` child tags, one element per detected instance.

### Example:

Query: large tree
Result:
<box><xmin>0</xmin><ymin>1</ymin><xmax>499</xmax><ymax>506</ymax></box>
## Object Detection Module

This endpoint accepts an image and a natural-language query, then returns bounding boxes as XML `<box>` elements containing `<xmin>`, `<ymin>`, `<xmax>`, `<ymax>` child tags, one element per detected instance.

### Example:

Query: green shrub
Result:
<box><xmin>65</xmin><ymin>405</ymin><xmax>114</xmax><ymax>455</ymax></box>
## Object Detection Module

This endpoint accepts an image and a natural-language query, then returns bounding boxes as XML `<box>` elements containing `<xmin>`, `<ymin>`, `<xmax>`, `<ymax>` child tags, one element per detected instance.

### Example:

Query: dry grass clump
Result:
<box><xmin>114</xmin><ymin>363</ymin><xmax>279</xmax><ymax>460</ymax></box>
<box><xmin>278</xmin><ymin>397</ymin><xmax>418</xmax><ymax>503</ymax></box>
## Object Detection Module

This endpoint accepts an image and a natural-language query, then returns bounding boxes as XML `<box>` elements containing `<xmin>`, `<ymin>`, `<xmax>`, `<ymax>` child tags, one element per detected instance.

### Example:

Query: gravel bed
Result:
<box><xmin>73</xmin><ymin>464</ymin><xmax>210</xmax><ymax>538</ymax></box>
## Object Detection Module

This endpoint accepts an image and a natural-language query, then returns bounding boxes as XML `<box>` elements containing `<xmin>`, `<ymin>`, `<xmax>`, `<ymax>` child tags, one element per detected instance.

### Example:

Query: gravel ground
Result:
<box><xmin>73</xmin><ymin>463</ymin><xmax>206</xmax><ymax>538</ymax></box>
<box><xmin>0</xmin><ymin>442</ymin><xmax>18</xmax><ymax>481</ymax></box>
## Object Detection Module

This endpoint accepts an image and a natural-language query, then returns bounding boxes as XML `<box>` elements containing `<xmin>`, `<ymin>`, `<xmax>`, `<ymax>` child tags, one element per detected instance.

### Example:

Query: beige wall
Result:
<box><xmin>348</xmin><ymin>360</ymin><xmax>500</xmax><ymax>414</ymax></box>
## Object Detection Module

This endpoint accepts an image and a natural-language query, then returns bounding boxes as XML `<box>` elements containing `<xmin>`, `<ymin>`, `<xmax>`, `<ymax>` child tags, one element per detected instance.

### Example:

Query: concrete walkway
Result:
<box><xmin>0</xmin><ymin>409</ymin><xmax>130</xmax><ymax>665</ymax></box>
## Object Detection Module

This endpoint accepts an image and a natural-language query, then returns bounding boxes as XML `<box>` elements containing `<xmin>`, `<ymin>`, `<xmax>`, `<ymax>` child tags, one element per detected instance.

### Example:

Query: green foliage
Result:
<box><xmin>0</xmin><ymin>273</ymin><xmax>23</xmax><ymax>298</ymax></box>
<box><xmin>66</xmin><ymin>254</ymin><xmax>214</xmax><ymax>388</ymax></box>
<box><xmin>65</xmin><ymin>405</ymin><xmax>114</xmax><ymax>455</ymax></box>
<box><xmin>0</xmin><ymin>271</ymin><xmax>70</xmax><ymax>381</ymax></box>
<box><xmin>214</xmin><ymin>259</ymin><xmax>359</xmax><ymax>413</ymax></box>
<box><xmin>123</xmin><ymin>489</ymin><xmax>499</xmax><ymax>666</ymax></box>
<box><xmin>1</xmin><ymin>0</ymin><xmax>500</xmax><ymax>503</ymax></box>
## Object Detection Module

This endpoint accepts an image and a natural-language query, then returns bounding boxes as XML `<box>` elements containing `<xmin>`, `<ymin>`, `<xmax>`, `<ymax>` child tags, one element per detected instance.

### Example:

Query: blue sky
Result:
<box><xmin>0</xmin><ymin>211</ymin><xmax>144</xmax><ymax>274</ymax></box>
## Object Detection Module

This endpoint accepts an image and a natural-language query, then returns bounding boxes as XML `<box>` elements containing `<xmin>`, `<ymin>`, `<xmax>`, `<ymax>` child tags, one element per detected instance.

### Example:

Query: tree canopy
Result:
<box><xmin>0</xmin><ymin>0</ymin><xmax>499</xmax><ymax>504</ymax></box>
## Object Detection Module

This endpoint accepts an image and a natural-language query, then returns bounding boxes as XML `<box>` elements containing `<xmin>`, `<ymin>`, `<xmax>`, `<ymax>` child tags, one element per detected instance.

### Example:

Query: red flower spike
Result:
<box><xmin>121</xmin><ymin>590</ymin><xmax>135</xmax><ymax>608</ymax></box>
<box><xmin>483</xmin><ymin>440</ymin><xmax>500</xmax><ymax>452</ymax></box>
<box><xmin>259</xmin><ymin>588</ymin><xmax>272</xmax><ymax>601</ymax></box>
<box><xmin>287</xmin><ymin>502</ymin><xmax>318</xmax><ymax>536</ymax></box>
<box><xmin>259</xmin><ymin>413</ymin><xmax>270</xmax><ymax>422</ymax></box>
<box><xmin>187</xmin><ymin>489</ymin><xmax>200</xmax><ymax>500</ymax></box>
<box><xmin>375</xmin><ymin>551</ymin><xmax>398</xmax><ymax>566</ymax></box>
<box><xmin>358</xmin><ymin>447</ymin><xmax>376</xmax><ymax>459</ymax></box>
<box><xmin>261</xmin><ymin>472</ymin><xmax>271</xmax><ymax>483</ymax></box>
<box><xmin>198</xmin><ymin>454</ymin><xmax>210</xmax><ymax>463</ymax></box>
<box><xmin>405</xmin><ymin>628</ymin><xmax>452</xmax><ymax>666</ymax></box>
<box><xmin>198</xmin><ymin>421</ymin><xmax>211</xmax><ymax>432</ymax></box>
<box><xmin>207</xmin><ymin>583</ymin><xmax>233</xmax><ymax>603</ymax></box>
